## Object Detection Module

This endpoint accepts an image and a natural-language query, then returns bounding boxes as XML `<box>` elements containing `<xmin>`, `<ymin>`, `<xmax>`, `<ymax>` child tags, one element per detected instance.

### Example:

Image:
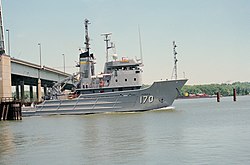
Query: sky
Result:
<box><xmin>2</xmin><ymin>0</ymin><xmax>250</xmax><ymax>85</ymax></box>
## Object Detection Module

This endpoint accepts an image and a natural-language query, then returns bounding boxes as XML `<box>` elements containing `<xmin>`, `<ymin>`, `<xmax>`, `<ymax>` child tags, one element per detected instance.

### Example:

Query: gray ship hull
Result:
<box><xmin>23</xmin><ymin>79</ymin><xmax>187</xmax><ymax>116</ymax></box>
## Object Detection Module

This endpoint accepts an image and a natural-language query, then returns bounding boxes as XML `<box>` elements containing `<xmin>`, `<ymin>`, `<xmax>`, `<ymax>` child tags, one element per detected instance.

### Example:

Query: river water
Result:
<box><xmin>1</xmin><ymin>96</ymin><xmax>250</xmax><ymax>164</ymax></box>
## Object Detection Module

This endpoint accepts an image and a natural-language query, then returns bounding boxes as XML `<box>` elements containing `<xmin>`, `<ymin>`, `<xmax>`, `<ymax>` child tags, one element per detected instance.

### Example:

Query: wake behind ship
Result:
<box><xmin>23</xmin><ymin>19</ymin><xmax>187</xmax><ymax>116</ymax></box>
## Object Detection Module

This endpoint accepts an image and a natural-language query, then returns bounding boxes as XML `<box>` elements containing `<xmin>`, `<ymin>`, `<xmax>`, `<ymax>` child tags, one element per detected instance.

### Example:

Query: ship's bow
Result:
<box><xmin>137</xmin><ymin>79</ymin><xmax>187</xmax><ymax>110</ymax></box>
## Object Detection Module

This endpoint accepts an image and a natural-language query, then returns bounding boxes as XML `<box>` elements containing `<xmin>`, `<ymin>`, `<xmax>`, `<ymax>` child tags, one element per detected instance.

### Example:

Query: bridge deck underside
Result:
<box><xmin>11</xmin><ymin>74</ymin><xmax>73</xmax><ymax>90</ymax></box>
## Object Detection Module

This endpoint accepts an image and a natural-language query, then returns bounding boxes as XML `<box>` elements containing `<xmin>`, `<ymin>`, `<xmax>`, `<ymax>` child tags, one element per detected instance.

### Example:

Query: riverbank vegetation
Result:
<box><xmin>180</xmin><ymin>82</ymin><xmax>250</xmax><ymax>97</ymax></box>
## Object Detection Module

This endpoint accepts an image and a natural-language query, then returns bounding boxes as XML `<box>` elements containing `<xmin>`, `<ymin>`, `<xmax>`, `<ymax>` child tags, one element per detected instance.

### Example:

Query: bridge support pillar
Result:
<box><xmin>30</xmin><ymin>85</ymin><xmax>34</xmax><ymax>102</ymax></box>
<box><xmin>0</xmin><ymin>55</ymin><xmax>12</xmax><ymax>98</ymax></box>
<box><xmin>15</xmin><ymin>85</ymin><xmax>20</xmax><ymax>100</ymax></box>
<box><xmin>20</xmin><ymin>81</ymin><xmax>25</xmax><ymax>103</ymax></box>
<box><xmin>44</xmin><ymin>84</ymin><xmax>47</xmax><ymax>96</ymax></box>
<box><xmin>37</xmin><ymin>79</ymin><xmax>42</xmax><ymax>102</ymax></box>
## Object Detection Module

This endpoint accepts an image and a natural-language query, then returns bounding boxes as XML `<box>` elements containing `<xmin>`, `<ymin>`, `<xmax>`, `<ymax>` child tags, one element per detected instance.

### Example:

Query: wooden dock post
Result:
<box><xmin>216</xmin><ymin>92</ymin><xmax>220</xmax><ymax>102</ymax></box>
<box><xmin>0</xmin><ymin>97</ymin><xmax>22</xmax><ymax>120</ymax></box>
<box><xmin>233</xmin><ymin>88</ymin><xmax>237</xmax><ymax>102</ymax></box>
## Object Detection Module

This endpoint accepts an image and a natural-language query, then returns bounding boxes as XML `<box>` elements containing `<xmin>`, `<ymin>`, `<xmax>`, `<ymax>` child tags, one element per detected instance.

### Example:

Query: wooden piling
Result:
<box><xmin>0</xmin><ymin>97</ymin><xmax>22</xmax><ymax>120</ymax></box>
<box><xmin>216</xmin><ymin>92</ymin><xmax>220</xmax><ymax>102</ymax></box>
<box><xmin>233</xmin><ymin>88</ymin><xmax>236</xmax><ymax>102</ymax></box>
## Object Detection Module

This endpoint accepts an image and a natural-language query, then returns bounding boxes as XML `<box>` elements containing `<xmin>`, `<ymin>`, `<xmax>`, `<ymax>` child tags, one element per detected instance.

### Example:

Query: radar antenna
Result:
<box><xmin>101</xmin><ymin>33</ymin><xmax>113</xmax><ymax>62</ymax></box>
<box><xmin>171</xmin><ymin>41</ymin><xmax>178</xmax><ymax>80</ymax></box>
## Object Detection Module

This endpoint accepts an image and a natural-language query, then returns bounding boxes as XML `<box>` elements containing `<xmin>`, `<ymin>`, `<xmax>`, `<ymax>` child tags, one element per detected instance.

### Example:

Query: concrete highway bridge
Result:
<box><xmin>0</xmin><ymin>54</ymin><xmax>72</xmax><ymax>102</ymax></box>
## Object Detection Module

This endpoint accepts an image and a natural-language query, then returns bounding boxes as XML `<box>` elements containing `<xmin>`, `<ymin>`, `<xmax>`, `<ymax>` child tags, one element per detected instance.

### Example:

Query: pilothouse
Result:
<box><xmin>73</xmin><ymin>19</ymin><xmax>143</xmax><ymax>95</ymax></box>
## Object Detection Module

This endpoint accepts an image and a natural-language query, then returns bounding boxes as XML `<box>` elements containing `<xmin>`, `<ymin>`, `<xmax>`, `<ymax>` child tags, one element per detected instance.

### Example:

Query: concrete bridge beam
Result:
<box><xmin>1</xmin><ymin>55</ymin><xmax>72</xmax><ymax>101</ymax></box>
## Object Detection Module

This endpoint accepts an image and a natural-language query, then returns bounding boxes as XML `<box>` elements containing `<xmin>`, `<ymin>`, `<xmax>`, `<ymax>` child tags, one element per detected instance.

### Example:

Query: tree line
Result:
<box><xmin>180</xmin><ymin>82</ymin><xmax>250</xmax><ymax>96</ymax></box>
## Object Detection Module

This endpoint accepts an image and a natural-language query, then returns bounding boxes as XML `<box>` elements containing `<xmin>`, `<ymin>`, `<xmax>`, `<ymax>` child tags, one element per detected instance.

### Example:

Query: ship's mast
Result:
<box><xmin>78</xmin><ymin>19</ymin><xmax>93</xmax><ymax>89</ymax></box>
<box><xmin>172</xmin><ymin>41</ymin><xmax>178</xmax><ymax>80</ymax></box>
<box><xmin>0</xmin><ymin>0</ymin><xmax>5</xmax><ymax>55</ymax></box>
<box><xmin>84</xmin><ymin>19</ymin><xmax>90</xmax><ymax>52</ymax></box>
<box><xmin>101</xmin><ymin>33</ymin><xmax>112</xmax><ymax>62</ymax></box>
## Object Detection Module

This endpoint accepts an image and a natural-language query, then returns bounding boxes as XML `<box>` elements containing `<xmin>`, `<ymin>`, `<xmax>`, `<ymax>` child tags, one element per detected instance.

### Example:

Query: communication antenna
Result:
<box><xmin>138</xmin><ymin>25</ymin><xmax>143</xmax><ymax>64</ymax></box>
<box><xmin>101</xmin><ymin>33</ymin><xmax>112</xmax><ymax>62</ymax></box>
<box><xmin>171</xmin><ymin>41</ymin><xmax>178</xmax><ymax>80</ymax></box>
<box><xmin>84</xmin><ymin>19</ymin><xmax>90</xmax><ymax>52</ymax></box>
<box><xmin>0</xmin><ymin>0</ymin><xmax>5</xmax><ymax>55</ymax></box>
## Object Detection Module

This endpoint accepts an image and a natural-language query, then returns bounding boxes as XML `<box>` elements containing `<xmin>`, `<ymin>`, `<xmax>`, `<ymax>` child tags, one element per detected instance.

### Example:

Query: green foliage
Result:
<box><xmin>180</xmin><ymin>82</ymin><xmax>250</xmax><ymax>96</ymax></box>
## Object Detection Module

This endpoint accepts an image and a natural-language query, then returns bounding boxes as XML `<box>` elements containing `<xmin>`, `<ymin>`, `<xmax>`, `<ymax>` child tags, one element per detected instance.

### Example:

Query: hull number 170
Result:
<box><xmin>139</xmin><ymin>95</ymin><xmax>154</xmax><ymax>104</ymax></box>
